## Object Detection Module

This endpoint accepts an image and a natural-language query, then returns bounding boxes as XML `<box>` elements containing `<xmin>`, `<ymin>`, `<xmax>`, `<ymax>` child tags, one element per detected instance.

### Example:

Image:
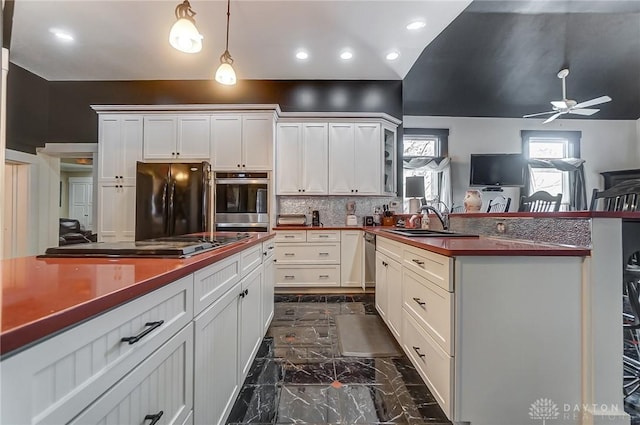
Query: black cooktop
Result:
<box><xmin>41</xmin><ymin>234</ymin><xmax>251</xmax><ymax>258</ymax></box>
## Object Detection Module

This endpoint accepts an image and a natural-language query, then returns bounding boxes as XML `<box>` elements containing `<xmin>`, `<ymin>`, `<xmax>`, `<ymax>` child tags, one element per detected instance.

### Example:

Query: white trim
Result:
<box><xmin>89</xmin><ymin>104</ymin><xmax>402</xmax><ymax>126</ymax></box>
<box><xmin>91</xmin><ymin>104</ymin><xmax>282</xmax><ymax>115</ymax></box>
<box><xmin>38</xmin><ymin>143</ymin><xmax>98</xmax><ymax>157</ymax></box>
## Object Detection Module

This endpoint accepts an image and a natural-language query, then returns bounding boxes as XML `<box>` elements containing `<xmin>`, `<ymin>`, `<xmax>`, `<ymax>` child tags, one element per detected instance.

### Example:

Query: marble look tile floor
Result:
<box><xmin>226</xmin><ymin>294</ymin><xmax>452</xmax><ymax>425</ymax></box>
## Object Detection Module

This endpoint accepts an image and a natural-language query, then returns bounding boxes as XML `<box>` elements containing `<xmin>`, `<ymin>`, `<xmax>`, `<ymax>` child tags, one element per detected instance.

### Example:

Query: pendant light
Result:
<box><xmin>215</xmin><ymin>0</ymin><xmax>237</xmax><ymax>85</ymax></box>
<box><xmin>169</xmin><ymin>0</ymin><xmax>203</xmax><ymax>54</ymax></box>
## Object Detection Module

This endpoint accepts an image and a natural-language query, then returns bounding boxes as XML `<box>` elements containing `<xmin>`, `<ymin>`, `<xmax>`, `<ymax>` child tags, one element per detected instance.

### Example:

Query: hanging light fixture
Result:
<box><xmin>169</xmin><ymin>0</ymin><xmax>203</xmax><ymax>54</ymax></box>
<box><xmin>215</xmin><ymin>0</ymin><xmax>237</xmax><ymax>85</ymax></box>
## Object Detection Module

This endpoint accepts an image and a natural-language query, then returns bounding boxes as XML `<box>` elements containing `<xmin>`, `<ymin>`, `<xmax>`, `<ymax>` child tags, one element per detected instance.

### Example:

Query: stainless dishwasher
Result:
<box><xmin>364</xmin><ymin>232</ymin><xmax>376</xmax><ymax>286</ymax></box>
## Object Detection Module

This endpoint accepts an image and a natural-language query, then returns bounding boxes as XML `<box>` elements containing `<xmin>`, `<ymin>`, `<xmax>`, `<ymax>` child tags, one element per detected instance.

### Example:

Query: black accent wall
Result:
<box><xmin>41</xmin><ymin>78</ymin><xmax>401</xmax><ymax>148</ymax></box>
<box><xmin>6</xmin><ymin>63</ymin><xmax>49</xmax><ymax>154</ymax></box>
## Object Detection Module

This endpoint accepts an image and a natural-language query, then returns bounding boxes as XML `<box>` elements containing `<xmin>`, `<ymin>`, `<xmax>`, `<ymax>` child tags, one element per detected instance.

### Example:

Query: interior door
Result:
<box><xmin>68</xmin><ymin>177</ymin><xmax>93</xmax><ymax>231</ymax></box>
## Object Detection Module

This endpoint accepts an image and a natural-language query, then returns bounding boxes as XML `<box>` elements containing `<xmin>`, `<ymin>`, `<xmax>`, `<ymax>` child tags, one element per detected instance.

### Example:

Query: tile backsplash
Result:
<box><xmin>277</xmin><ymin>196</ymin><xmax>400</xmax><ymax>226</ymax></box>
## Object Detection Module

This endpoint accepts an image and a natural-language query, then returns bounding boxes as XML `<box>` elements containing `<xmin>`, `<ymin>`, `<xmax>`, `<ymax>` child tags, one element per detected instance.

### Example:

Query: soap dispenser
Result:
<box><xmin>421</xmin><ymin>211</ymin><xmax>430</xmax><ymax>229</ymax></box>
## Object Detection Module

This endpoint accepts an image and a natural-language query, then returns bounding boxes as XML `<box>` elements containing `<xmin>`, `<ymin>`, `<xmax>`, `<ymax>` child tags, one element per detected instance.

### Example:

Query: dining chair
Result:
<box><xmin>486</xmin><ymin>195</ymin><xmax>511</xmax><ymax>213</ymax></box>
<box><xmin>589</xmin><ymin>179</ymin><xmax>640</xmax><ymax>212</ymax></box>
<box><xmin>450</xmin><ymin>205</ymin><xmax>465</xmax><ymax>213</ymax></box>
<box><xmin>518</xmin><ymin>191</ymin><xmax>562</xmax><ymax>212</ymax></box>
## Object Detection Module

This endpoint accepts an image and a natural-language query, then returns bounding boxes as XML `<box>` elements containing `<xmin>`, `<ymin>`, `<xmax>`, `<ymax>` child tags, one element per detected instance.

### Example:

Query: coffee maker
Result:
<box><xmin>312</xmin><ymin>210</ymin><xmax>320</xmax><ymax>226</ymax></box>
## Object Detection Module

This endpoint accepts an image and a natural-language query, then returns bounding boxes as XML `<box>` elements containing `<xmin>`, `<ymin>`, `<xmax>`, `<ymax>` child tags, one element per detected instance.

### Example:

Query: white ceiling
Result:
<box><xmin>9</xmin><ymin>0</ymin><xmax>472</xmax><ymax>81</ymax></box>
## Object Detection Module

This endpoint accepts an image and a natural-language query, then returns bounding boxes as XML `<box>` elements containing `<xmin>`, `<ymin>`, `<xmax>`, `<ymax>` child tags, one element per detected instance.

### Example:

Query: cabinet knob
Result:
<box><xmin>176</xmin><ymin>152</ymin><xmax>180</xmax><ymax>156</ymax></box>
<box><xmin>237</xmin><ymin>164</ymin><xmax>241</xmax><ymax>168</ymax></box>
<box><xmin>171</xmin><ymin>152</ymin><xmax>175</xmax><ymax>156</ymax></box>
<box><xmin>119</xmin><ymin>176</ymin><xmax>123</xmax><ymax>179</ymax></box>
<box><xmin>355</xmin><ymin>189</ymin><xmax>358</xmax><ymax>193</ymax></box>
<box><xmin>302</xmin><ymin>189</ymin><xmax>305</xmax><ymax>192</ymax></box>
<box><xmin>242</xmin><ymin>164</ymin><xmax>246</xmax><ymax>167</ymax></box>
<box><xmin>351</xmin><ymin>189</ymin><xmax>354</xmax><ymax>193</ymax></box>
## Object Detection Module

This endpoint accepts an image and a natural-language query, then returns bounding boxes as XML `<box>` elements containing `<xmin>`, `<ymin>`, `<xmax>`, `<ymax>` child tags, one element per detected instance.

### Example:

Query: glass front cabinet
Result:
<box><xmin>382</xmin><ymin>124</ymin><xmax>397</xmax><ymax>196</ymax></box>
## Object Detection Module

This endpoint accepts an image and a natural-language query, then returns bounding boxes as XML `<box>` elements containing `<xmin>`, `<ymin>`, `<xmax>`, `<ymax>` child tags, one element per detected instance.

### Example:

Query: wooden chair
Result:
<box><xmin>518</xmin><ymin>191</ymin><xmax>562</xmax><ymax>212</ymax></box>
<box><xmin>486</xmin><ymin>195</ymin><xmax>511</xmax><ymax>213</ymax></box>
<box><xmin>589</xmin><ymin>179</ymin><xmax>640</xmax><ymax>212</ymax></box>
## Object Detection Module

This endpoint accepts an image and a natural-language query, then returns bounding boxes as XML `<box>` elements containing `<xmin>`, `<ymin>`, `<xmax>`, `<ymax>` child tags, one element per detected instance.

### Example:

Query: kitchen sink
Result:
<box><xmin>382</xmin><ymin>228</ymin><xmax>479</xmax><ymax>238</ymax></box>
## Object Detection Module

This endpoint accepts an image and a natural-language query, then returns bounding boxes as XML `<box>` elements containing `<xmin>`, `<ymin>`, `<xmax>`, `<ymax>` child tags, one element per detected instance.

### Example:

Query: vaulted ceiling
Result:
<box><xmin>5</xmin><ymin>0</ymin><xmax>640</xmax><ymax>120</ymax></box>
<box><xmin>403</xmin><ymin>1</ymin><xmax>640</xmax><ymax>119</ymax></box>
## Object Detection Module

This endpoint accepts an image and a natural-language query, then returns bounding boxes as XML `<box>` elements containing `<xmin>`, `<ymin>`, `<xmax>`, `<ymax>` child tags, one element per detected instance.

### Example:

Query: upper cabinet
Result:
<box><xmin>98</xmin><ymin>114</ymin><xmax>143</xmax><ymax>182</ymax></box>
<box><xmin>277</xmin><ymin>117</ymin><xmax>398</xmax><ymax>196</ymax></box>
<box><xmin>328</xmin><ymin>123</ymin><xmax>381</xmax><ymax>195</ymax></box>
<box><xmin>276</xmin><ymin>123</ymin><xmax>328</xmax><ymax>195</ymax></box>
<box><xmin>143</xmin><ymin>115</ymin><xmax>211</xmax><ymax>160</ymax></box>
<box><xmin>211</xmin><ymin>113</ymin><xmax>274</xmax><ymax>171</ymax></box>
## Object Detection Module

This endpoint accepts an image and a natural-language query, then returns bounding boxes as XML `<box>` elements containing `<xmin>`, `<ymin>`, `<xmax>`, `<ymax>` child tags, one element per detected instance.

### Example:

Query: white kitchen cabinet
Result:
<box><xmin>211</xmin><ymin>115</ymin><xmax>242</xmax><ymax>169</ymax></box>
<box><xmin>375</xmin><ymin>251</ymin><xmax>388</xmax><ymax>320</ymax></box>
<box><xmin>340</xmin><ymin>230</ymin><xmax>364</xmax><ymax>288</ymax></box>
<box><xmin>0</xmin><ymin>275</ymin><xmax>193</xmax><ymax>425</ymax></box>
<box><xmin>194</xmin><ymin>281</ymin><xmax>241</xmax><ymax>425</ymax></box>
<box><xmin>97</xmin><ymin>182</ymin><xmax>136</xmax><ymax>242</ymax></box>
<box><xmin>143</xmin><ymin>115</ymin><xmax>210</xmax><ymax>160</ymax></box>
<box><xmin>69</xmin><ymin>324</ymin><xmax>193</xmax><ymax>425</ymax></box>
<box><xmin>328</xmin><ymin>123</ymin><xmax>381</xmax><ymax>195</ymax></box>
<box><xmin>276</xmin><ymin>123</ymin><xmax>328</xmax><ymax>194</ymax></box>
<box><xmin>98</xmin><ymin>114</ymin><xmax>143</xmax><ymax>182</ymax></box>
<box><xmin>211</xmin><ymin>114</ymin><xmax>274</xmax><ymax>171</ymax></box>
<box><xmin>262</xmin><ymin>239</ymin><xmax>275</xmax><ymax>333</ymax></box>
<box><xmin>239</xmin><ymin>265</ymin><xmax>263</xmax><ymax>381</ymax></box>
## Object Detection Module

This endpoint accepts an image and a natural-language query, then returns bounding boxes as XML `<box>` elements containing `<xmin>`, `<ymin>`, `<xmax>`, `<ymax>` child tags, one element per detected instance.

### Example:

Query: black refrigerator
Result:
<box><xmin>135</xmin><ymin>161</ymin><xmax>211</xmax><ymax>241</ymax></box>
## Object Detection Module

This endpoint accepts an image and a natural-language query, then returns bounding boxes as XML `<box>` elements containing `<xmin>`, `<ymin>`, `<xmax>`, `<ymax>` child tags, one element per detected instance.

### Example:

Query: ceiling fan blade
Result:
<box><xmin>573</xmin><ymin>95</ymin><xmax>612</xmax><ymax>109</ymax></box>
<box><xmin>523</xmin><ymin>111</ymin><xmax>555</xmax><ymax>118</ymax></box>
<box><xmin>551</xmin><ymin>100</ymin><xmax>568</xmax><ymax>109</ymax></box>
<box><xmin>543</xmin><ymin>113</ymin><xmax>562</xmax><ymax>124</ymax></box>
<box><xmin>568</xmin><ymin>108</ymin><xmax>599</xmax><ymax>116</ymax></box>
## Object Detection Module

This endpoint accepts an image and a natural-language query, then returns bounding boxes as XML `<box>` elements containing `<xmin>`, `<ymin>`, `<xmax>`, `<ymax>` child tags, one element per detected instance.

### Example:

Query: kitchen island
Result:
<box><xmin>1</xmin><ymin>232</ymin><xmax>275</xmax><ymax>425</ymax></box>
<box><xmin>367</xmin><ymin>219</ymin><xmax>636</xmax><ymax>425</ymax></box>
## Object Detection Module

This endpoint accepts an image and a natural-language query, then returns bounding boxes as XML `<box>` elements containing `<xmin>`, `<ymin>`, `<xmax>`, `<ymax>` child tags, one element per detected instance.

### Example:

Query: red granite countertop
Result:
<box><xmin>273</xmin><ymin>226</ymin><xmax>369</xmax><ymax>230</ymax></box>
<box><xmin>0</xmin><ymin>232</ymin><xmax>274</xmax><ymax>356</ymax></box>
<box><xmin>367</xmin><ymin>228</ymin><xmax>590</xmax><ymax>257</ymax></box>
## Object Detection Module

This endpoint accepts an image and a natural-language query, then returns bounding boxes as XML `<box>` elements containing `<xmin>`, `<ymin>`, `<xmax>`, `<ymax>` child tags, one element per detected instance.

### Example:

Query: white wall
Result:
<box><xmin>404</xmin><ymin>116</ymin><xmax>639</xmax><ymax>208</ymax></box>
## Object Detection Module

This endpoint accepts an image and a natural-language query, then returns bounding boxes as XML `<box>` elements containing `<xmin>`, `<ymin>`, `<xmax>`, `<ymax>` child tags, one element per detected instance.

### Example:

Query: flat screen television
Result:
<box><xmin>469</xmin><ymin>153</ymin><xmax>526</xmax><ymax>187</ymax></box>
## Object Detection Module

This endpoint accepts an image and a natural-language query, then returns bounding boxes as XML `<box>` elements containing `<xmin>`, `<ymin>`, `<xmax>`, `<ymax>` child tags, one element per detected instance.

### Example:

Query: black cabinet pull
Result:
<box><xmin>239</xmin><ymin>288</ymin><xmax>248</xmax><ymax>298</ymax></box>
<box><xmin>412</xmin><ymin>259</ymin><xmax>425</xmax><ymax>266</ymax></box>
<box><xmin>413</xmin><ymin>346</ymin><xmax>426</xmax><ymax>359</ymax></box>
<box><xmin>263</xmin><ymin>251</ymin><xmax>268</xmax><ymax>256</ymax></box>
<box><xmin>121</xmin><ymin>321</ymin><xmax>164</xmax><ymax>345</ymax></box>
<box><xmin>413</xmin><ymin>297</ymin><xmax>426</xmax><ymax>307</ymax></box>
<box><xmin>355</xmin><ymin>189</ymin><xmax>358</xmax><ymax>193</ymax></box>
<box><xmin>144</xmin><ymin>411</ymin><xmax>164</xmax><ymax>425</ymax></box>
<box><xmin>237</xmin><ymin>164</ymin><xmax>241</xmax><ymax>168</ymax></box>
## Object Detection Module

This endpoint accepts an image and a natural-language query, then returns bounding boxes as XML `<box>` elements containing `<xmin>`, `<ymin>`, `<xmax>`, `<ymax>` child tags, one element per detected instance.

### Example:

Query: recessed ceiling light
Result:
<box><xmin>386</xmin><ymin>51</ymin><xmax>400</xmax><ymax>61</ymax></box>
<box><xmin>340</xmin><ymin>50</ymin><xmax>353</xmax><ymax>60</ymax></box>
<box><xmin>50</xmin><ymin>28</ymin><xmax>74</xmax><ymax>42</ymax></box>
<box><xmin>296</xmin><ymin>50</ymin><xmax>309</xmax><ymax>60</ymax></box>
<box><xmin>406</xmin><ymin>20</ymin><xmax>426</xmax><ymax>30</ymax></box>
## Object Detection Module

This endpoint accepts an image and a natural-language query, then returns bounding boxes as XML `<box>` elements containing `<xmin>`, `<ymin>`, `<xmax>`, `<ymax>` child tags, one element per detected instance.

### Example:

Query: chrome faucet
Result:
<box><xmin>420</xmin><ymin>204</ymin><xmax>450</xmax><ymax>230</ymax></box>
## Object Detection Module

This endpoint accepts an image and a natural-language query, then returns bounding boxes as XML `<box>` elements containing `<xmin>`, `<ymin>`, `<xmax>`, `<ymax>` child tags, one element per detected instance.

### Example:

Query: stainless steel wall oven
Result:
<box><xmin>214</xmin><ymin>172</ymin><xmax>269</xmax><ymax>232</ymax></box>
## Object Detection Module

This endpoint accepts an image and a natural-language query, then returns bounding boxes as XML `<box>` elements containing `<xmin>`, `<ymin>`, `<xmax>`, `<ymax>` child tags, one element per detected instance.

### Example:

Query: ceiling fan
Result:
<box><xmin>523</xmin><ymin>68</ymin><xmax>612</xmax><ymax>124</ymax></box>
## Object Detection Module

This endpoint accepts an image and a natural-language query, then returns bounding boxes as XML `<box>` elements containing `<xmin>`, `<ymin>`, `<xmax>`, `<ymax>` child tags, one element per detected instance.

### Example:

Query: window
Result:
<box><xmin>521</xmin><ymin>130</ymin><xmax>581</xmax><ymax>210</ymax></box>
<box><xmin>403</xmin><ymin>129</ymin><xmax>449</xmax><ymax>211</ymax></box>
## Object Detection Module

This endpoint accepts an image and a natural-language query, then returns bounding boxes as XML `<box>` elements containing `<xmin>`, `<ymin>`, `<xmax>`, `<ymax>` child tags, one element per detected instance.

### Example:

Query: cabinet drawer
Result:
<box><xmin>275</xmin><ymin>265</ymin><xmax>341</xmax><ymax>287</ymax></box>
<box><xmin>376</xmin><ymin>236</ymin><xmax>403</xmax><ymax>263</ymax></box>
<box><xmin>307</xmin><ymin>230</ymin><xmax>341</xmax><ymax>242</ymax></box>
<box><xmin>1</xmin><ymin>276</ymin><xmax>193</xmax><ymax>425</ymax></box>
<box><xmin>275</xmin><ymin>231</ymin><xmax>306</xmax><ymax>242</ymax></box>
<box><xmin>240</xmin><ymin>244</ymin><xmax>263</xmax><ymax>277</ymax></box>
<box><xmin>403</xmin><ymin>245</ymin><xmax>453</xmax><ymax>292</ymax></box>
<box><xmin>69</xmin><ymin>324</ymin><xmax>193</xmax><ymax>425</ymax></box>
<box><xmin>402</xmin><ymin>312</ymin><xmax>453</xmax><ymax>419</ymax></box>
<box><xmin>403</xmin><ymin>268</ymin><xmax>453</xmax><ymax>355</ymax></box>
<box><xmin>262</xmin><ymin>239</ymin><xmax>276</xmax><ymax>260</ymax></box>
<box><xmin>194</xmin><ymin>253</ymin><xmax>241</xmax><ymax>315</ymax></box>
<box><xmin>275</xmin><ymin>243</ymin><xmax>340</xmax><ymax>264</ymax></box>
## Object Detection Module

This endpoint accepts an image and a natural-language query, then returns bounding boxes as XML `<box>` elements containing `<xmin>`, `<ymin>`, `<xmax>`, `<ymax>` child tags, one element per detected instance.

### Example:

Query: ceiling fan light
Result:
<box><xmin>215</xmin><ymin>61</ymin><xmax>236</xmax><ymax>85</ymax></box>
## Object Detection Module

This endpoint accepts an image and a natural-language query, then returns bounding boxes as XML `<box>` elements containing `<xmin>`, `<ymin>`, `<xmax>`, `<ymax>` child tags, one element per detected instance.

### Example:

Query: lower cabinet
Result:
<box><xmin>262</xmin><ymin>240</ymin><xmax>276</xmax><ymax>333</ymax></box>
<box><xmin>194</xmin><ymin>280</ymin><xmax>242</xmax><ymax>425</ymax></box>
<box><xmin>239</xmin><ymin>265</ymin><xmax>264</xmax><ymax>380</ymax></box>
<box><xmin>69</xmin><ymin>324</ymin><xmax>194</xmax><ymax>425</ymax></box>
<box><xmin>375</xmin><ymin>250</ymin><xmax>402</xmax><ymax>340</ymax></box>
